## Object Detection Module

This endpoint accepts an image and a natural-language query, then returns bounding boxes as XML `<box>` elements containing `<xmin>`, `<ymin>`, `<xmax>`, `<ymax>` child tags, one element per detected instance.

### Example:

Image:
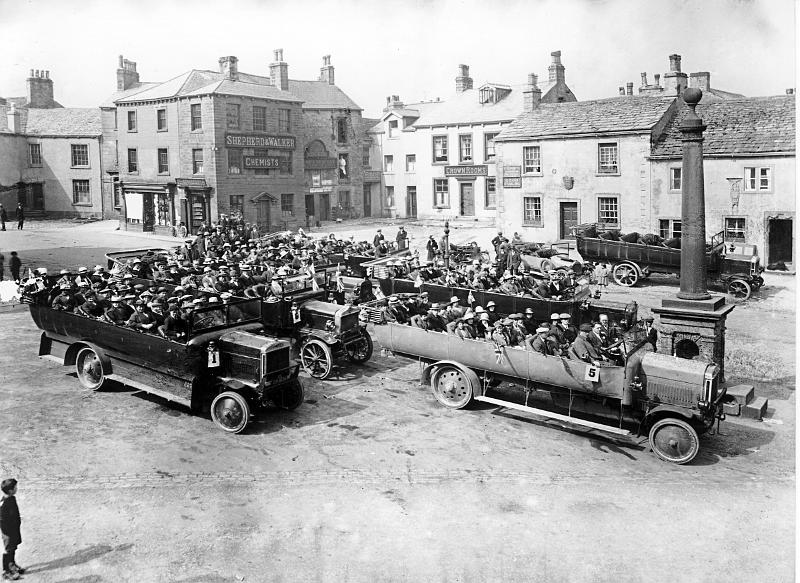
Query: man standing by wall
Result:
<box><xmin>15</xmin><ymin>204</ymin><xmax>23</xmax><ymax>231</ymax></box>
<box><xmin>0</xmin><ymin>205</ymin><xmax>7</xmax><ymax>231</ymax></box>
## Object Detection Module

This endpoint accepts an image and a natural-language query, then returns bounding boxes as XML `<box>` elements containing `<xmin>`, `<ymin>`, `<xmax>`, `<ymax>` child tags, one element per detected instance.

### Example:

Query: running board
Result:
<box><xmin>474</xmin><ymin>396</ymin><xmax>631</xmax><ymax>436</ymax></box>
<box><xmin>106</xmin><ymin>374</ymin><xmax>192</xmax><ymax>408</ymax></box>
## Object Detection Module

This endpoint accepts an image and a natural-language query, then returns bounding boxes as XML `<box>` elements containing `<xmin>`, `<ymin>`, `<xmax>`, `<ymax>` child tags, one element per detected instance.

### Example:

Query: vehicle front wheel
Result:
<box><xmin>279</xmin><ymin>380</ymin><xmax>305</xmax><ymax>411</ymax></box>
<box><xmin>649</xmin><ymin>417</ymin><xmax>700</xmax><ymax>464</ymax></box>
<box><xmin>211</xmin><ymin>391</ymin><xmax>250</xmax><ymax>434</ymax></box>
<box><xmin>727</xmin><ymin>279</ymin><xmax>752</xmax><ymax>300</ymax></box>
<box><xmin>431</xmin><ymin>365</ymin><xmax>474</xmax><ymax>409</ymax></box>
<box><xmin>346</xmin><ymin>332</ymin><xmax>374</xmax><ymax>364</ymax></box>
<box><xmin>300</xmin><ymin>339</ymin><xmax>334</xmax><ymax>379</ymax></box>
<box><xmin>613</xmin><ymin>263</ymin><xmax>639</xmax><ymax>287</ymax></box>
<box><xmin>75</xmin><ymin>347</ymin><xmax>107</xmax><ymax>391</ymax></box>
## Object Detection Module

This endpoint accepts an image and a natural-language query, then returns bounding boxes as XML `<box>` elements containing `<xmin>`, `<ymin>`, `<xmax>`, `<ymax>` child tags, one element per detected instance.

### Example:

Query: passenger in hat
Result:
<box><xmin>559</xmin><ymin>313</ymin><xmax>578</xmax><ymax>344</ymax></box>
<box><xmin>454</xmin><ymin>315</ymin><xmax>476</xmax><ymax>340</ymax></box>
<box><xmin>485</xmin><ymin>300</ymin><xmax>500</xmax><ymax>325</ymax></box>
<box><xmin>159</xmin><ymin>303</ymin><xmax>188</xmax><ymax>340</ymax></box>
<box><xmin>51</xmin><ymin>285</ymin><xmax>76</xmax><ymax>312</ymax></box>
<box><xmin>475</xmin><ymin>310</ymin><xmax>492</xmax><ymax>340</ymax></box>
<box><xmin>568</xmin><ymin>323</ymin><xmax>604</xmax><ymax>366</ymax></box>
<box><xmin>422</xmin><ymin>302</ymin><xmax>447</xmax><ymax>332</ymax></box>
<box><xmin>521</xmin><ymin>307</ymin><xmax>538</xmax><ymax>335</ymax></box>
<box><xmin>527</xmin><ymin>325</ymin><xmax>555</xmax><ymax>355</ymax></box>
<box><xmin>126</xmin><ymin>299</ymin><xmax>156</xmax><ymax>331</ymax></box>
<box><xmin>102</xmin><ymin>295</ymin><xmax>129</xmax><ymax>325</ymax></box>
<box><xmin>491</xmin><ymin>317</ymin><xmax>512</xmax><ymax>346</ymax></box>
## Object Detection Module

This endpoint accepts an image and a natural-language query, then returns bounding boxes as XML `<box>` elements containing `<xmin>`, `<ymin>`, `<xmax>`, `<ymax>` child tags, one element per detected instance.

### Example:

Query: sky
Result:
<box><xmin>0</xmin><ymin>0</ymin><xmax>795</xmax><ymax>118</ymax></box>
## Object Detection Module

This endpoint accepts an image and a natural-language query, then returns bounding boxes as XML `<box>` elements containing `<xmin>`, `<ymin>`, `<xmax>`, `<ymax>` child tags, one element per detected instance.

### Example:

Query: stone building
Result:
<box><xmin>366</xmin><ymin>51</ymin><xmax>576</xmax><ymax>221</ymax></box>
<box><xmin>0</xmin><ymin>69</ymin><xmax>103</xmax><ymax>218</ymax></box>
<box><xmin>649</xmin><ymin>95</ymin><xmax>795</xmax><ymax>269</ymax></box>
<box><xmin>101</xmin><ymin>51</ymin><xmax>366</xmax><ymax>234</ymax></box>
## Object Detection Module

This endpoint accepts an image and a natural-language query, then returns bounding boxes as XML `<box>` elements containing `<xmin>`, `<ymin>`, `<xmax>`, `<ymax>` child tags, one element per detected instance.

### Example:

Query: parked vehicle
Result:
<box><xmin>25</xmin><ymin>291</ymin><xmax>302</xmax><ymax>434</ymax></box>
<box><xmin>574</xmin><ymin>223</ymin><xmax>764</xmax><ymax>299</ymax></box>
<box><xmin>361</xmin><ymin>301</ymin><xmax>726</xmax><ymax>464</ymax></box>
<box><xmin>261</xmin><ymin>273</ymin><xmax>373</xmax><ymax>380</ymax></box>
<box><xmin>512</xmin><ymin>242</ymin><xmax>585</xmax><ymax>275</ymax></box>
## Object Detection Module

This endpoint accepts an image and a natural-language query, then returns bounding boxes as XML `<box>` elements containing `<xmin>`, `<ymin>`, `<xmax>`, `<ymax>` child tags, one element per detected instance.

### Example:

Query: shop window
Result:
<box><xmin>386</xmin><ymin>186</ymin><xmax>395</xmax><ymax>208</ymax></box>
<box><xmin>156</xmin><ymin>193</ymin><xmax>170</xmax><ymax>226</ymax></box>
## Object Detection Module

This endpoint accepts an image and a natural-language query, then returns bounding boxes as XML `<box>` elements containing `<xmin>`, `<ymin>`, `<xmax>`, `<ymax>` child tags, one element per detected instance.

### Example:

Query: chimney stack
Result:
<box><xmin>6</xmin><ymin>103</ymin><xmax>21</xmax><ymax>133</ymax></box>
<box><xmin>787</xmin><ymin>88</ymin><xmax>795</xmax><ymax>95</ymax></box>
<box><xmin>663</xmin><ymin>53</ymin><xmax>688</xmax><ymax>96</ymax></box>
<box><xmin>270</xmin><ymin>48</ymin><xmax>289</xmax><ymax>91</ymax></box>
<box><xmin>116</xmin><ymin>55</ymin><xmax>140</xmax><ymax>91</ymax></box>
<box><xmin>619</xmin><ymin>86</ymin><xmax>625</xmax><ymax>96</ymax></box>
<box><xmin>383</xmin><ymin>95</ymin><xmax>404</xmax><ymax>112</ymax></box>
<box><xmin>319</xmin><ymin>54</ymin><xmax>335</xmax><ymax>85</ymax></box>
<box><xmin>654</xmin><ymin>74</ymin><xmax>661</xmax><ymax>87</ymax></box>
<box><xmin>27</xmin><ymin>67</ymin><xmax>55</xmax><ymax>108</ymax></box>
<box><xmin>523</xmin><ymin>73</ymin><xmax>542</xmax><ymax>112</ymax></box>
<box><xmin>626</xmin><ymin>82</ymin><xmax>634</xmax><ymax>96</ymax></box>
<box><xmin>641</xmin><ymin>72</ymin><xmax>648</xmax><ymax>88</ymax></box>
<box><xmin>548</xmin><ymin>50</ymin><xmax>566</xmax><ymax>84</ymax></box>
<box><xmin>689</xmin><ymin>72</ymin><xmax>710</xmax><ymax>92</ymax></box>
<box><xmin>218</xmin><ymin>56</ymin><xmax>239</xmax><ymax>81</ymax></box>
<box><xmin>455</xmin><ymin>64</ymin><xmax>473</xmax><ymax>92</ymax></box>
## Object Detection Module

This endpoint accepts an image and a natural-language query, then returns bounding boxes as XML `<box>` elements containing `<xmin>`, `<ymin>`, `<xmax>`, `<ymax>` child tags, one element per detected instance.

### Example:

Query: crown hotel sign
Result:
<box><xmin>444</xmin><ymin>165</ymin><xmax>488</xmax><ymax>177</ymax></box>
<box><xmin>225</xmin><ymin>134</ymin><xmax>296</xmax><ymax>149</ymax></box>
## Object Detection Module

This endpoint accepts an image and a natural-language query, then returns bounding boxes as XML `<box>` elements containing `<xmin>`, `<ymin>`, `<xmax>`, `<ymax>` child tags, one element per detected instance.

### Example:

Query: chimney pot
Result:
<box><xmin>619</xmin><ymin>86</ymin><xmax>625</xmax><ymax>96</ymax></box>
<box><xmin>654</xmin><ymin>74</ymin><xmax>661</xmax><ymax>87</ymax></box>
<box><xmin>626</xmin><ymin>82</ymin><xmax>633</xmax><ymax>96</ymax></box>
<box><xmin>455</xmin><ymin>63</ymin><xmax>473</xmax><ymax>92</ymax></box>
<box><xmin>118</xmin><ymin>55</ymin><xmax>124</xmax><ymax>67</ymax></box>
<box><xmin>548</xmin><ymin>49</ymin><xmax>566</xmax><ymax>84</ymax></box>
<box><xmin>641</xmin><ymin>72</ymin><xmax>648</xmax><ymax>87</ymax></box>
<box><xmin>270</xmin><ymin>49</ymin><xmax>289</xmax><ymax>90</ymax></box>
<box><xmin>45</xmin><ymin>70</ymin><xmax>49</xmax><ymax>79</ymax></box>
<box><xmin>669</xmin><ymin>54</ymin><xmax>681</xmax><ymax>72</ymax></box>
<box><xmin>787</xmin><ymin>88</ymin><xmax>795</xmax><ymax>95</ymax></box>
<box><xmin>551</xmin><ymin>50</ymin><xmax>562</xmax><ymax>64</ymax></box>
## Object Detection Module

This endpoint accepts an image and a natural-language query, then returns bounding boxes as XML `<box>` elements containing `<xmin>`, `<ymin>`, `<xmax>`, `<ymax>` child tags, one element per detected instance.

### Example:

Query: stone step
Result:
<box><xmin>726</xmin><ymin>384</ymin><xmax>755</xmax><ymax>406</ymax></box>
<box><xmin>742</xmin><ymin>396</ymin><xmax>769</xmax><ymax>421</ymax></box>
<box><xmin>722</xmin><ymin>401</ymin><xmax>741</xmax><ymax>416</ymax></box>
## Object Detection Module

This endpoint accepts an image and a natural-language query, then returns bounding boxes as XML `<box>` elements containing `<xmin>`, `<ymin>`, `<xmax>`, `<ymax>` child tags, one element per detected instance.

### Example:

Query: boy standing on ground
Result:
<box><xmin>1</xmin><ymin>478</ymin><xmax>24</xmax><ymax>580</ymax></box>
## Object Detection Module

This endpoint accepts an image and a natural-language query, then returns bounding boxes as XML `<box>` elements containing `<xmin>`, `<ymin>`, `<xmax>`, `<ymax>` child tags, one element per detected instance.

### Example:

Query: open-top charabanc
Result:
<box><xmin>574</xmin><ymin>223</ymin><xmax>764</xmax><ymax>300</ymax></box>
<box><xmin>361</xmin><ymin>298</ymin><xmax>727</xmax><ymax>464</ymax></box>
<box><xmin>25</xmin><ymin>286</ymin><xmax>303</xmax><ymax>434</ymax></box>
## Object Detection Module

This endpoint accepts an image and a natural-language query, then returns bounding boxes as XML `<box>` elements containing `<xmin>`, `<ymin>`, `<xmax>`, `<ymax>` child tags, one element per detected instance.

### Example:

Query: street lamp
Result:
<box><xmin>443</xmin><ymin>220</ymin><xmax>450</xmax><ymax>270</ymax></box>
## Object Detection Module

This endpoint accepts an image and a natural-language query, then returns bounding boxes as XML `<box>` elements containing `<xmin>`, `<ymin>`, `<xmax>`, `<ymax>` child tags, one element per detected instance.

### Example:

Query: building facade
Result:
<box><xmin>366</xmin><ymin>51</ymin><xmax>576</xmax><ymax>221</ymax></box>
<box><xmin>0</xmin><ymin>70</ymin><xmax>103</xmax><ymax>218</ymax></box>
<box><xmin>103</xmin><ymin>51</ymin><xmax>367</xmax><ymax>234</ymax></box>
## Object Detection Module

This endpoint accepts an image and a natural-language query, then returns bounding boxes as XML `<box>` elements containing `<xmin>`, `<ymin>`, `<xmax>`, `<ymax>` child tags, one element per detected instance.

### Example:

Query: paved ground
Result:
<box><xmin>0</xmin><ymin>220</ymin><xmax>794</xmax><ymax>582</ymax></box>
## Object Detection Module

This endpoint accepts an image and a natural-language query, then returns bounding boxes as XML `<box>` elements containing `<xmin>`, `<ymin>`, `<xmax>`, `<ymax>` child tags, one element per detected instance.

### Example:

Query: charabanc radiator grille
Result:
<box><xmin>340</xmin><ymin>312</ymin><xmax>360</xmax><ymax>332</ymax></box>
<box><xmin>266</xmin><ymin>349</ymin><xmax>290</xmax><ymax>373</ymax></box>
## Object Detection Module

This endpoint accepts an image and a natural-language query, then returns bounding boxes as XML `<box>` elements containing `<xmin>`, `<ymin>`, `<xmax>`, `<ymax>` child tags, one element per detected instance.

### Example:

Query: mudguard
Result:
<box><xmin>64</xmin><ymin>341</ymin><xmax>114</xmax><ymax>375</ymax></box>
<box><xmin>421</xmin><ymin>360</ymin><xmax>484</xmax><ymax>397</ymax></box>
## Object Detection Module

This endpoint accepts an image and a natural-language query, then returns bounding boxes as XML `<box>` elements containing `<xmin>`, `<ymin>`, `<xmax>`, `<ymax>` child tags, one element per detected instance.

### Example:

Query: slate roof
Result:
<box><xmin>411</xmin><ymin>85</ymin><xmax>525</xmax><ymax>127</ymax></box>
<box><xmin>109</xmin><ymin>69</ymin><xmax>360</xmax><ymax>109</ymax></box>
<box><xmin>0</xmin><ymin>105</ymin><xmax>101</xmax><ymax>136</ymax></box>
<box><xmin>287</xmin><ymin>80</ymin><xmax>361</xmax><ymax>110</ymax></box>
<box><xmin>650</xmin><ymin>96</ymin><xmax>795</xmax><ymax>158</ymax></box>
<box><xmin>495</xmin><ymin>96</ymin><xmax>676</xmax><ymax>141</ymax></box>
<box><xmin>3</xmin><ymin>96</ymin><xmax>63</xmax><ymax>109</ymax></box>
<box><xmin>100</xmin><ymin>83</ymin><xmax>160</xmax><ymax>107</ymax></box>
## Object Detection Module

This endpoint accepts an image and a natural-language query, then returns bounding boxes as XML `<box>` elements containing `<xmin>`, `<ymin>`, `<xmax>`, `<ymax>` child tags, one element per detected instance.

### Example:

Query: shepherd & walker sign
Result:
<box><xmin>226</xmin><ymin>134</ymin><xmax>296</xmax><ymax>149</ymax></box>
<box><xmin>444</xmin><ymin>165</ymin><xmax>488</xmax><ymax>177</ymax></box>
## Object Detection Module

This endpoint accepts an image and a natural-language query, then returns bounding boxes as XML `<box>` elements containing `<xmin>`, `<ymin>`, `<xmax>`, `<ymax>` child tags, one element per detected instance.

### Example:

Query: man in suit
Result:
<box><xmin>643</xmin><ymin>317</ymin><xmax>658</xmax><ymax>351</ymax></box>
<box><xmin>569</xmin><ymin>323</ymin><xmax>604</xmax><ymax>366</ymax></box>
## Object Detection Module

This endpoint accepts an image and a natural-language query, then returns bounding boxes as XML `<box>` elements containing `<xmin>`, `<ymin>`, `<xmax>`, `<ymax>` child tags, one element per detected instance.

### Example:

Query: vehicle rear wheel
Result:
<box><xmin>431</xmin><ymin>365</ymin><xmax>474</xmax><ymax>409</ymax></box>
<box><xmin>301</xmin><ymin>339</ymin><xmax>334</xmax><ymax>379</ymax></box>
<box><xmin>727</xmin><ymin>279</ymin><xmax>752</xmax><ymax>300</ymax></box>
<box><xmin>76</xmin><ymin>347</ymin><xmax>106</xmax><ymax>391</ymax></box>
<box><xmin>346</xmin><ymin>331</ymin><xmax>374</xmax><ymax>364</ymax></box>
<box><xmin>613</xmin><ymin>263</ymin><xmax>639</xmax><ymax>287</ymax></box>
<box><xmin>649</xmin><ymin>417</ymin><xmax>700</xmax><ymax>464</ymax></box>
<box><xmin>211</xmin><ymin>391</ymin><xmax>250</xmax><ymax>434</ymax></box>
<box><xmin>280</xmin><ymin>380</ymin><xmax>305</xmax><ymax>411</ymax></box>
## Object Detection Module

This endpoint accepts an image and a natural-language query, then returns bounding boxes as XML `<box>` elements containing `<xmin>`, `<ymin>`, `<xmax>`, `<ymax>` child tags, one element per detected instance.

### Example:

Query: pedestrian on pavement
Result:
<box><xmin>373</xmin><ymin>228</ymin><xmax>384</xmax><ymax>249</ymax></box>
<box><xmin>395</xmin><ymin>226</ymin><xmax>408</xmax><ymax>250</ymax></box>
<box><xmin>0</xmin><ymin>250</ymin><xmax>4</xmax><ymax>280</ymax></box>
<box><xmin>0</xmin><ymin>205</ymin><xmax>7</xmax><ymax>231</ymax></box>
<box><xmin>426</xmin><ymin>235</ymin><xmax>438</xmax><ymax>262</ymax></box>
<box><xmin>9</xmin><ymin>252</ymin><xmax>20</xmax><ymax>283</ymax></box>
<box><xmin>15</xmin><ymin>204</ymin><xmax>23</xmax><ymax>230</ymax></box>
<box><xmin>1</xmin><ymin>478</ymin><xmax>25</xmax><ymax>580</ymax></box>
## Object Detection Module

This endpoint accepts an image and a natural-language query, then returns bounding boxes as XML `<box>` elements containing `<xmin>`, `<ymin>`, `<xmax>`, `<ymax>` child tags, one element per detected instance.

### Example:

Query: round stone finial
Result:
<box><xmin>683</xmin><ymin>87</ymin><xmax>702</xmax><ymax>105</ymax></box>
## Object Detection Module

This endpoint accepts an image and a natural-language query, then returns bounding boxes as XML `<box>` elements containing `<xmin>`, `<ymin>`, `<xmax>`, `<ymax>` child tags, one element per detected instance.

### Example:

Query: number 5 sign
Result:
<box><xmin>584</xmin><ymin>365</ymin><xmax>600</xmax><ymax>382</ymax></box>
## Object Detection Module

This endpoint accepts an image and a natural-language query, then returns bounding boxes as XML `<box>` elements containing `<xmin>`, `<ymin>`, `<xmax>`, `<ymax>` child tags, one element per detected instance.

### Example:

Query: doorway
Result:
<box><xmin>406</xmin><ymin>187</ymin><xmax>417</xmax><ymax>218</ymax></box>
<box><xmin>189</xmin><ymin>194</ymin><xmax>207</xmax><ymax>234</ymax></box>
<box><xmin>142</xmin><ymin>194</ymin><xmax>155</xmax><ymax>232</ymax></box>
<box><xmin>459</xmin><ymin>182</ymin><xmax>474</xmax><ymax>216</ymax></box>
<box><xmin>257</xmin><ymin>200</ymin><xmax>271</xmax><ymax>233</ymax></box>
<box><xmin>305</xmin><ymin>194</ymin><xmax>315</xmax><ymax>224</ymax></box>
<box><xmin>559</xmin><ymin>202</ymin><xmax>578</xmax><ymax>239</ymax></box>
<box><xmin>319</xmin><ymin>193</ymin><xmax>330</xmax><ymax>221</ymax></box>
<box><xmin>767</xmin><ymin>218</ymin><xmax>793</xmax><ymax>267</ymax></box>
<box><xmin>363</xmin><ymin>185</ymin><xmax>371</xmax><ymax>218</ymax></box>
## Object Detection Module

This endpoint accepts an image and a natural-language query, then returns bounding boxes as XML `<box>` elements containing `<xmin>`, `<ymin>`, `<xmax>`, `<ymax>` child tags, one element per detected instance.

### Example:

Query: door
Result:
<box><xmin>363</xmin><ymin>185</ymin><xmax>371</xmax><ymax>218</ymax></box>
<box><xmin>460</xmin><ymin>182</ymin><xmax>474</xmax><ymax>216</ymax></box>
<box><xmin>31</xmin><ymin>183</ymin><xmax>44</xmax><ymax>210</ymax></box>
<box><xmin>768</xmin><ymin>218</ymin><xmax>793</xmax><ymax>265</ymax></box>
<box><xmin>142</xmin><ymin>193</ymin><xmax>155</xmax><ymax>232</ymax></box>
<box><xmin>190</xmin><ymin>194</ymin><xmax>207</xmax><ymax>234</ymax></box>
<box><xmin>305</xmin><ymin>194</ymin><xmax>315</xmax><ymax>221</ymax></box>
<box><xmin>559</xmin><ymin>202</ymin><xmax>578</xmax><ymax>239</ymax></box>
<box><xmin>406</xmin><ymin>187</ymin><xmax>417</xmax><ymax>218</ymax></box>
<box><xmin>257</xmin><ymin>200</ymin><xmax>271</xmax><ymax>234</ymax></box>
<box><xmin>319</xmin><ymin>193</ymin><xmax>330</xmax><ymax>221</ymax></box>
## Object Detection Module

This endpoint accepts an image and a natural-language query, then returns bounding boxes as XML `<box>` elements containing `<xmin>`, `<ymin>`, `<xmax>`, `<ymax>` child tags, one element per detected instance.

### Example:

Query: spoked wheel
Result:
<box><xmin>431</xmin><ymin>365</ymin><xmax>474</xmax><ymax>409</ymax></box>
<box><xmin>727</xmin><ymin>279</ymin><xmax>752</xmax><ymax>301</ymax></box>
<box><xmin>280</xmin><ymin>380</ymin><xmax>305</xmax><ymax>411</ymax></box>
<box><xmin>345</xmin><ymin>332</ymin><xmax>374</xmax><ymax>364</ymax></box>
<box><xmin>613</xmin><ymin>263</ymin><xmax>639</xmax><ymax>287</ymax></box>
<box><xmin>300</xmin><ymin>339</ymin><xmax>334</xmax><ymax>379</ymax></box>
<box><xmin>76</xmin><ymin>347</ymin><xmax>107</xmax><ymax>390</ymax></box>
<box><xmin>649</xmin><ymin>418</ymin><xmax>700</xmax><ymax>464</ymax></box>
<box><xmin>211</xmin><ymin>391</ymin><xmax>250</xmax><ymax>434</ymax></box>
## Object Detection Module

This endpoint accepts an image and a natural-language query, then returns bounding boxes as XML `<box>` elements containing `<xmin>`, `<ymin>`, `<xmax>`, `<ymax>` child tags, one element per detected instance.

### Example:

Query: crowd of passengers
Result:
<box><xmin>380</xmin><ymin>292</ymin><xmax>638</xmax><ymax>367</ymax></box>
